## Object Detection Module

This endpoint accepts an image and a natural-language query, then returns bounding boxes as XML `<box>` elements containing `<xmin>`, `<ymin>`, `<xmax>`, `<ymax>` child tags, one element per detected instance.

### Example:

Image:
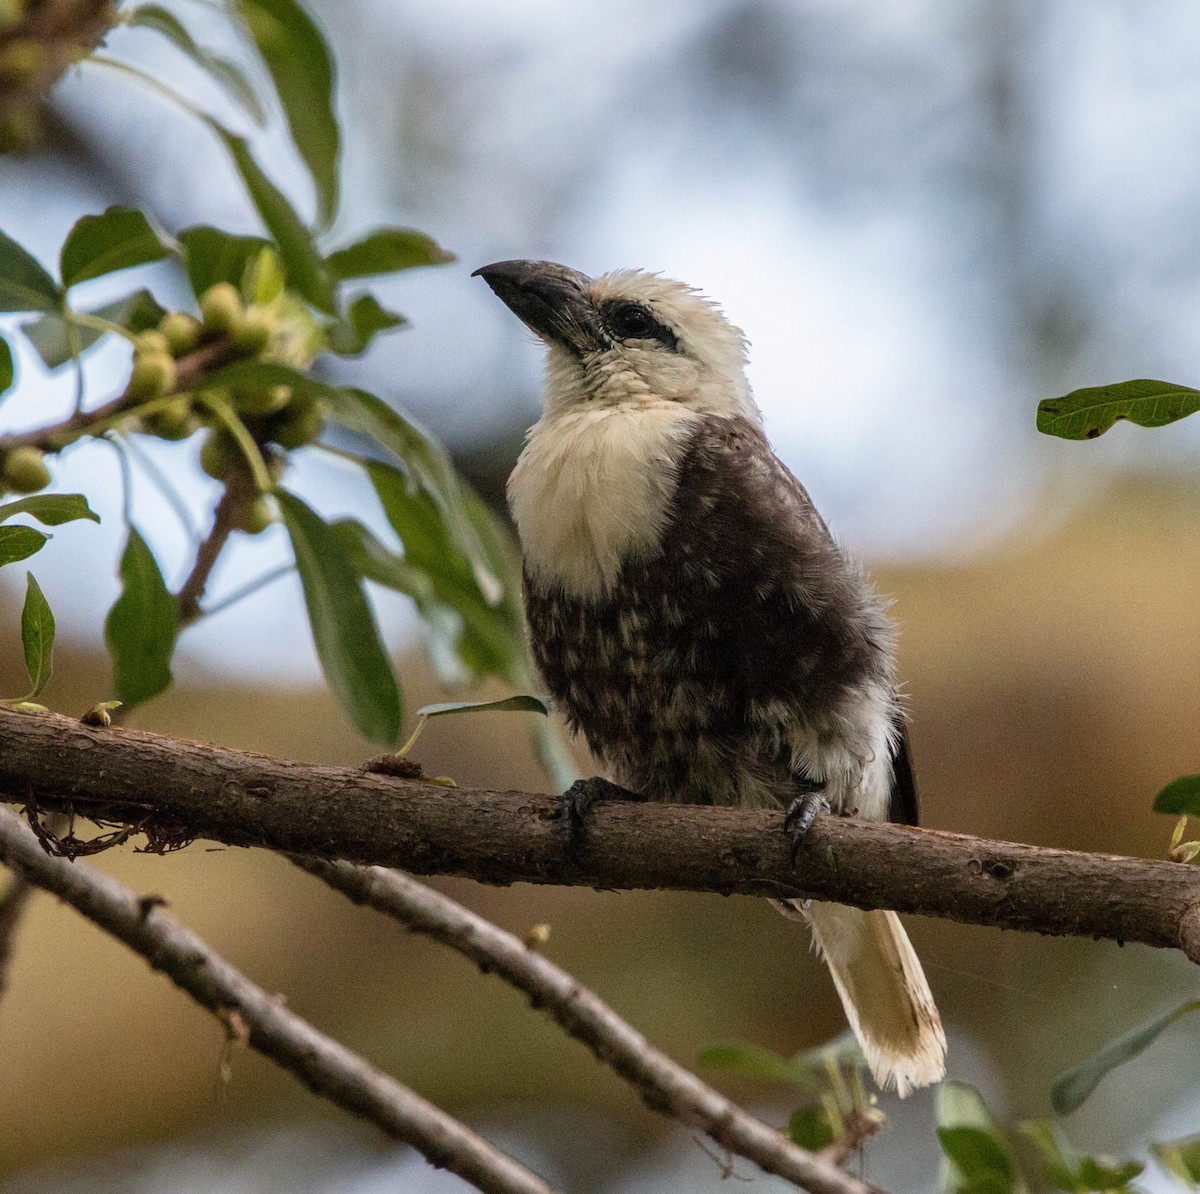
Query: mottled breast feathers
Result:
<box><xmin>523</xmin><ymin>413</ymin><xmax>914</xmax><ymax>819</ymax></box>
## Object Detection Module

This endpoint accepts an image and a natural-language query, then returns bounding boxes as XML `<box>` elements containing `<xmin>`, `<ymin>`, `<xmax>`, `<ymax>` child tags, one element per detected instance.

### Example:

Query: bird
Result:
<box><xmin>474</xmin><ymin>258</ymin><xmax>946</xmax><ymax>1096</ymax></box>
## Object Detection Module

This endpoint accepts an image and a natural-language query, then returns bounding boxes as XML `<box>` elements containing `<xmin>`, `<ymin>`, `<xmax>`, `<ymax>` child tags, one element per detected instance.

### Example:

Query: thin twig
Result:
<box><xmin>292</xmin><ymin>858</ymin><xmax>884</xmax><ymax>1194</ymax></box>
<box><xmin>819</xmin><ymin>1110</ymin><xmax>886</xmax><ymax>1168</ymax></box>
<box><xmin>201</xmin><ymin>563</ymin><xmax>294</xmax><ymax>619</ymax></box>
<box><xmin>176</xmin><ymin>467</ymin><xmax>255</xmax><ymax>625</ymax></box>
<box><xmin>1</xmin><ymin>706</ymin><xmax>1197</xmax><ymax>963</ymax></box>
<box><xmin>0</xmin><ymin>804</ymin><xmax>558</xmax><ymax>1194</ymax></box>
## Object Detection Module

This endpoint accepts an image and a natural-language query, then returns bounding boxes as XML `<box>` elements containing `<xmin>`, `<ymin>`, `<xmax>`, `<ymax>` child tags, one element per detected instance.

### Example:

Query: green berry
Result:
<box><xmin>199</xmin><ymin>429</ymin><xmax>240</xmax><ymax>481</ymax></box>
<box><xmin>127</xmin><ymin>351</ymin><xmax>177</xmax><ymax>401</ymax></box>
<box><xmin>236</xmin><ymin>495</ymin><xmax>274</xmax><ymax>535</ymax></box>
<box><xmin>158</xmin><ymin>312</ymin><xmax>202</xmax><ymax>357</ymax></box>
<box><xmin>270</xmin><ymin>398</ymin><xmax>324</xmax><ymax>449</ymax></box>
<box><xmin>199</xmin><ymin>283</ymin><xmax>244</xmax><ymax>337</ymax></box>
<box><xmin>144</xmin><ymin>398</ymin><xmax>199</xmax><ymax>442</ymax></box>
<box><xmin>232</xmin><ymin>306</ymin><xmax>277</xmax><ymax>355</ymax></box>
<box><xmin>234</xmin><ymin>382</ymin><xmax>291</xmax><ymax>417</ymax></box>
<box><xmin>2</xmin><ymin>446</ymin><xmax>50</xmax><ymax>494</ymax></box>
<box><xmin>134</xmin><ymin>329</ymin><xmax>171</xmax><ymax>357</ymax></box>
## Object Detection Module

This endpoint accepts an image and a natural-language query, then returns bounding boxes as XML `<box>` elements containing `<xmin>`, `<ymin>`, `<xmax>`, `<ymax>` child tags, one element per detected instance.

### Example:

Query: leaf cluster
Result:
<box><xmin>0</xmin><ymin>0</ymin><xmax>534</xmax><ymax>744</ymax></box>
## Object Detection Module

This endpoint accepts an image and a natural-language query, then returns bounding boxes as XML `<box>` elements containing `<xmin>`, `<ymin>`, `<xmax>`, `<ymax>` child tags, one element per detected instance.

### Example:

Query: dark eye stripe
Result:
<box><xmin>600</xmin><ymin>300</ymin><xmax>680</xmax><ymax>352</ymax></box>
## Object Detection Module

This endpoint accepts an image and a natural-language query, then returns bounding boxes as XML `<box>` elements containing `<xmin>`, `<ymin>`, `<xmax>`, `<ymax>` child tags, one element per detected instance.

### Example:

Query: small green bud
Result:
<box><xmin>158</xmin><ymin>312</ymin><xmax>202</xmax><ymax>357</ymax></box>
<box><xmin>127</xmin><ymin>351</ymin><xmax>177</xmax><ymax>401</ymax></box>
<box><xmin>199</xmin><ymin>283</ymin><xmax>244</xmax><ymax>337</ymax></box>
<box><xmin>270</xmin><ymin>398</ymin><xmax>324</xmax><ymax>450</ymax></box>
<box><xmin>144</xmin><ymin>398</ymin><xmax>199</xmax><ymax>442</ymax></box>
<box><xmin>236</xmin><ymin>495</ymin><xmax>275</xmax><ymax>535</ymax></box>
<box><xmin>2</xmin><ymin>446</ymin><xmax>50</xmax><ymax>494</ymax></box>
<box><xmin>232</xmin><ymin>306</ymin><xmax>277</xmax><ymax>355</ymax></box>
<box><xmin>199</xmin><ymin>429</ymin><xmax>240</xmax><ymax>481</ymax></box>
<box><xmin>134</xmin><ymin>329</ymin><xmax>171</xmax><ymax>357</ymax></box>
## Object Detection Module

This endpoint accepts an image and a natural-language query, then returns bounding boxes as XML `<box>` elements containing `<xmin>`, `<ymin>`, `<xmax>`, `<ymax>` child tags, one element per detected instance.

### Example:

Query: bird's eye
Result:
<box><xmin>606</xmin><ymin>303</ymin><xmax>659</xmax><ymax>340</ymax></box>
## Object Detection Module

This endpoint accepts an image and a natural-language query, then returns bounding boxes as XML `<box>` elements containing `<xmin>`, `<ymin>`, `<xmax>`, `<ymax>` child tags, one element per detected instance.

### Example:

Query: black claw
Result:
<box><xmin>784</xmin><ymin>785</ymin><xmax>830</xmax><ymax>865</ymax></box>
<box><xmin>561</xmin><ymin>777</ymin><xmax>642</xmax><ymax>848</ymax></box>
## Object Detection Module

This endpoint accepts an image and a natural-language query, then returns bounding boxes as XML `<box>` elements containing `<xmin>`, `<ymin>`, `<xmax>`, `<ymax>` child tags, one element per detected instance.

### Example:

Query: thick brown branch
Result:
<box><xmin>0</xmin><ymin>804</ymin><xmax>557</xmax><ymax>1194</ymax></box>
<box><xmin>292</xmin><ymin>858</ymin><xmax>880</xmax><ymax>1194</ymax></box>
<box><xmin>1</xmin><ymin>705</ymin><xmax>1198</xmax><ymax>962</ymax></box>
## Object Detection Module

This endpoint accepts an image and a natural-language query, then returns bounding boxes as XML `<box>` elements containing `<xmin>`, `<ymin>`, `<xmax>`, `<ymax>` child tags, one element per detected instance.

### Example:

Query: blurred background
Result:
<box><xmin>3</xmin><ymin>0</ymin><xmax>1200</xmax><ymax>1189</ymax></box>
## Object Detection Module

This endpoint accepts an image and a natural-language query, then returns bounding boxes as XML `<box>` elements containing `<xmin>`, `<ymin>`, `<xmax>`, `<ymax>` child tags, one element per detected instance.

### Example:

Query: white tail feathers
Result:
<box><xmin>778</xmin><ymin>899</ymin><xmax>946</xmax><ymax>1097</ymax></box>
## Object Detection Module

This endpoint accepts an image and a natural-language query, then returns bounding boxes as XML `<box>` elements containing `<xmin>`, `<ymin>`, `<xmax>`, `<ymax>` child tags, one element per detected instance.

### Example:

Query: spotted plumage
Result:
<box><xmin>524</xmin><ymin>412</ymin><xmax>906</xmax><ymax>814</ymax></box>
<box><xmin>476</xmin><ymin>258</ymin><xmax>944</xmax><ymax>1096</ymax></box>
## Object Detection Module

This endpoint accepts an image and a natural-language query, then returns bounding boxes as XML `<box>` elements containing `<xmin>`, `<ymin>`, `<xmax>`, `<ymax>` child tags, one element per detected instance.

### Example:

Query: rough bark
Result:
<box><xmin>1</xmin><ymin>705</ymin><xmax>1197</xmax><ymax>962</ymax></box>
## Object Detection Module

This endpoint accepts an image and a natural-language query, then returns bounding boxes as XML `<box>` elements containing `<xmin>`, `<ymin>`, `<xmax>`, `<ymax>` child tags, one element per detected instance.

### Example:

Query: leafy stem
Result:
<box><xmin>0</xmin><ymin>338</ymin><xmax>235</xmax><ymax>456</ymax></box>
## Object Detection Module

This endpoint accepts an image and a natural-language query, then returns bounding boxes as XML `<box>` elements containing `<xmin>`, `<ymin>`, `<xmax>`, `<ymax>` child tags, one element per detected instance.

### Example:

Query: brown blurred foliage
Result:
<box><xmin>1</xmin><ymin>474</ymin><xmax>1199</xmax><ymax>1181</ymax></box>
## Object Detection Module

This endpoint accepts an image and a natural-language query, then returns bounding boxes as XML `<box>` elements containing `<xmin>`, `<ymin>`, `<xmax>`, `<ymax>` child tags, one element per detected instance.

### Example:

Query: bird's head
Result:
<box><xmin>474</xmin><ymin>260</ymin><xmax>757</xmax><ymax>420</ymax></box>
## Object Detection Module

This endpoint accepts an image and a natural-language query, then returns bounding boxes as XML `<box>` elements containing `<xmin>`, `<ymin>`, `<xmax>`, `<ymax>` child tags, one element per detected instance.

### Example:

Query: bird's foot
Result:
<box><xmin>561</xmin><ymin>776</ymin><xmax>642</xmax><ymax>848</ymax></box>
<box><xmin>783</xmin><ymin>785</ymin><xmax>830</xmax><ymax>865</ymax></box>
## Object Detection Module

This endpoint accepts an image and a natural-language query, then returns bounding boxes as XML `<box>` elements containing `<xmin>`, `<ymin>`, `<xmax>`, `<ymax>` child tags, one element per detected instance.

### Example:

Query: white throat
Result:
<box><xmin>508</xmin><ymin>400</ymin><xmax>700</xmax><ymax>600</ymax></box>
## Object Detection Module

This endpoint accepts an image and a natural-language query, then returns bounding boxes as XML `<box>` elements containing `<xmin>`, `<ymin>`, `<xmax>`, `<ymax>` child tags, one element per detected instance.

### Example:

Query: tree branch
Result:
<box><xmin>291</xmin><ymin>857</ymin><xmax>879</xmax><ymax>1194</ymax></box>
<box><xmin>2</xmin><ymin>705</ymin><xmax>1198</xmax><ymax>963</ymax></box>
<box><xmin>0</xmin><ymin>803</ymin><xmax>558</xmax><ymax>1194</ymax></box>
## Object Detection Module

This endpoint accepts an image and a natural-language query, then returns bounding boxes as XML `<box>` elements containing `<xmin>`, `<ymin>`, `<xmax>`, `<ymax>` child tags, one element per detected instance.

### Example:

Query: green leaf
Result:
<box><xmin>22</xmin><ymin>289</ymin><xmax>166</xmax><ymax>370</ymax></box>
<box><xmin>20</xmin><ymin>573</ymin><xmax>54</xmax><ymax>699</ymax></box>
<box><xmin>0</xmin><ymin>493</ymin><xmax>99</xmax><ymax>525</ymax></box>
<box><xmin>277</xmin><ymin>489</ymin><xmax>401</xmax><ymax>743</ymax></box>
<box><xmin>59</xmin><ymin>207</ymin><xmax>172</xmax><ymax>289</ymax></box>
<box><xmin>324</xmin><ymin>388</ymin><xmax>500</xmax><ymax>595</ymax></box>
<box><xmin>937</xmin><ymin>1128</ymin><xmax>1018</xmax><ymax>1192</ymax></box>
<box><xmin>237</xmin><ymin>0</ymin><xmax>339</xmax><ymax>228</ymax></box>
<box><xmin>0</xmin><ymin>229</ymin><xmax>62</xmax><ymax>313</ymax></box>
<box><xmin>202</xmin><ymin>121</ymin><xmax>335</xmax><ymax>312</ymax></box>
<box><xmin>416</xmin><ymin>695</ymin><xmax>552</xmax><ymax>718</ymax></box>
<box><xmin>1022</xmin><ymin>1122</ymin><xmax>1143</xmax><ymax>1192</ymax></box>
<box><xmin>364</xmin><ymin>459</ymin><xmax>517</xmax><ymax>680</ymax></box>
<box><xmin>104</xmin><ymin>526</ymin><xmax>178</xmax><ymax>706</ymax></box>
<box><xmin>329</xmin><ymin>516</ymin><xmax>468</xmax><ymax>684</ymax></box>
<box><xmin>937</xmin><ymin>1083</ymin><xmax>1024</xmax><ymax>1194</ymax></box>
<box><xmin>697</xmin><ymin>1041</ymin><xmax>819</xmax><ymax>1090</ymax></box>
<box><xmin>1151</xmin><ymin>1133</ymin><xmax>1200</xmax><ymax>1187</ymax></box>
<box><xmin>788</xmin><ymin>1106</ymin><xmax>836</xmax><ymax>1152</ymax></box>
<box><xmin>325</xmin><ymin>228</ymin><xmax>454</xmax><ymax>280</ymax></box>
<box><xmin>1051</xmin><ymin>999</ymin><xmax>1200</xmax><ymax>1115</ymax></box>
<box><xmin>0</xmin><ymin>335</ymin><xmax>12</xmax><ymax>398</ymax></box>
<box><xmin>1037</xmin><ymin>379</ymin><xmax>1200</xmax><ymax>440</ymax></box>
<box><xmin>0</xmin><ymin>525</ymin><xmax>48</xmax><ymax>567</ymax></box>
<box><xmin>1153</xmin><ymin>775</ymin><xmax>1200</xmax><ymax>817</ymax></box>
<box><xmin>324</xmin><ymin>388</ymin><xmax>530</xmax><ymax>684</ymax></box>
<box><xmin>327</xmin><ymin>293</ymin><xmax>405</xmax><ymax>356</ymax></box>
<box><xmin>124</xmin><ymin>6</ymin><xmax>266</xmax><ymax>123</ymax></box>
<box><xmin>178</xmin><ymin>225</ymin><xmax>272</xmax><ymax>299</ymax></box>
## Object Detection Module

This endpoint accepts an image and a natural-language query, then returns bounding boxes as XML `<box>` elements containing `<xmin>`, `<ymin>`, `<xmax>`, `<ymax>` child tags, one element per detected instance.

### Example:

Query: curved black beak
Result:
<box><xmin>473</xmin><ymin>260</ymin><xmax>600</xmax><ymax>355</ymax></box>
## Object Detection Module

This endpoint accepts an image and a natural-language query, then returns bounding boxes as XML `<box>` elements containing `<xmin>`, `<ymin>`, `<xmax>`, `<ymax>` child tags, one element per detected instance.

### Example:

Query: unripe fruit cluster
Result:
<box><xmin>127</xmin><ymin>285</ymin><xmax>321</xmax><ymax>456</ymax></box>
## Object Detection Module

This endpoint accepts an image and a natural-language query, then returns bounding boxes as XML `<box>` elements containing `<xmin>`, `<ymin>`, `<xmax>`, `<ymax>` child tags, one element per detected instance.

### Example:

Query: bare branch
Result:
<box><xmin>292</xmin><ymin>858</ymin><xmax>880</xmax><ymax>1194</ymax></box>
<box><xmin>0</xmin><ymin>804</ymin><xmax>558</xmax><ymax>1194</ymax></box>
<box><xmin>0</xmin><ymin>707</ymin><xmax>1196</xmax><ymax>962</ymax></box>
